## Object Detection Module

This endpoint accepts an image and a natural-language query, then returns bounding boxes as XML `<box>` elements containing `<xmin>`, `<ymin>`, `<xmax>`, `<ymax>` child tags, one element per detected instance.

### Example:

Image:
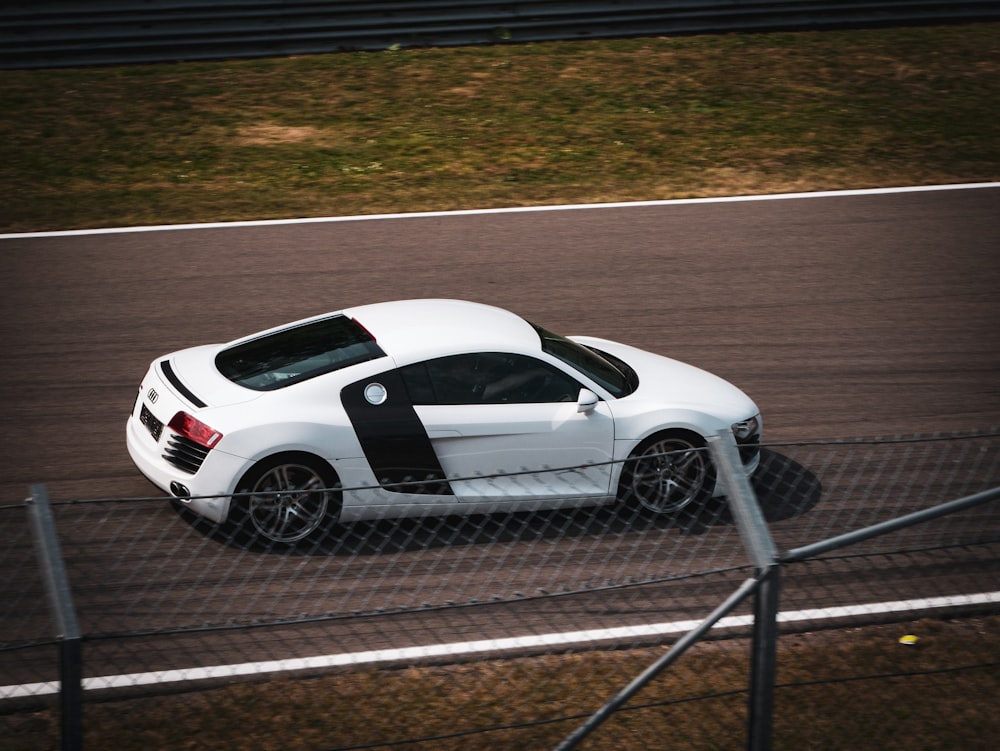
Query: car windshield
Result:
<box><xmin>531</xmin><ymin>323</ymin><xmax>637</xmax><ymax>398</ymax></box>
<box><xmin>216</xmin><ymin>315</ymin><xmax>386</xmax><ymax>390</ymax></box>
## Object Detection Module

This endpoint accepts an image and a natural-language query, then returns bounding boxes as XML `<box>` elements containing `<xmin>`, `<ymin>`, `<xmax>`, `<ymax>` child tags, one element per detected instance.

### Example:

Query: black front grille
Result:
<box><xmin>736</xmin><ymin>433</ymin><xmax>761</xmax><ymax>465</ymax></box>
<box><xmin>163</xmin><ymin>435</ymin><xmax>210</xmax><ymax>474</ymax></box>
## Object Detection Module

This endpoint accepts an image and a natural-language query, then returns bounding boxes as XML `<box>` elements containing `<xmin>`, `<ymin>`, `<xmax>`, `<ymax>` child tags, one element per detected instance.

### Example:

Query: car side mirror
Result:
<box><xmin>577</xmin><ymin>388</ymin><xmax>599</xmax><ymax>413</ymax></box>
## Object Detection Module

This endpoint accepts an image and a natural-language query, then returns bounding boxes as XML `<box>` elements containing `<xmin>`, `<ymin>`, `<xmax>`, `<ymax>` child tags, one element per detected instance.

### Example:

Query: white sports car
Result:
<box><xmin>127</xmin><ymin>299</ymin><xmax>761</xmax><ymax>544</ymax></box>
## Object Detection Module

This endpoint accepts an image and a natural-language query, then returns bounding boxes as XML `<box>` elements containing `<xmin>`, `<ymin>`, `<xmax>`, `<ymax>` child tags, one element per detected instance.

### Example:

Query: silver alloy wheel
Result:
<box><xmin>627</xmin><ymin>436</ymin><xmax>711</xmax><ymax>514</ymax></box>
<box><xmin>246</xmin><ymin>462</ymin><xmax>331</xmax><ymax>543</ymax></box>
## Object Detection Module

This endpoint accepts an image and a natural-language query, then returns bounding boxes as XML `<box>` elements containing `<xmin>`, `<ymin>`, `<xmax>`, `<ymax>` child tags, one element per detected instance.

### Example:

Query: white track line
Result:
<box><xmin>5</xmin><ymin>591</ymin><xmax>998</xmax><ymax>700</ymax></box>
<box><xmin>2</xmin><ymin>183</ymin><xmax>997</xmax><ymax>239</ymax></box>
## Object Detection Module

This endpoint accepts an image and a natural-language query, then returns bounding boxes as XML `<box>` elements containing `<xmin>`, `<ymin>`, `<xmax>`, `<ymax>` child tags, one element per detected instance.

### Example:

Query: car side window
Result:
<box><xmin>400</xmin><ymin>353</ymin><xmax>581</xmax><ymax>405</ymax></box>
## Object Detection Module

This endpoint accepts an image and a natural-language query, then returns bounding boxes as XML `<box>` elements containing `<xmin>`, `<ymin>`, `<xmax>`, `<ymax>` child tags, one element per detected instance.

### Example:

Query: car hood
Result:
<box><xmin>571</xmin><ymin>336</ymin><xmax>757</xmax><ymax>416</ymax></box>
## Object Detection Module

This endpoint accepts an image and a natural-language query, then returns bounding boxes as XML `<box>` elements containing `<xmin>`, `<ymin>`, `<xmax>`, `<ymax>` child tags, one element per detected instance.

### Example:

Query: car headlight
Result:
<box><xmin>731</xmin><ymin>415</ymin><xmax>761</xmax><ymax>441</ymax></box>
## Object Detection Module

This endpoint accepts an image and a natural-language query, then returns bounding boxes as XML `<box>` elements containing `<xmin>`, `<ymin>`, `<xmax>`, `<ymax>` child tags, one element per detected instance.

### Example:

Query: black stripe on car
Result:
<box><xmin>341</xmin><ymin>370</ymin><xmax>453</xmax><ymax>495</ymax></box>
<box><xmin>159</xmin><ymin>359</ymin><xmax>208</xmax><ymax>408</ymax></box>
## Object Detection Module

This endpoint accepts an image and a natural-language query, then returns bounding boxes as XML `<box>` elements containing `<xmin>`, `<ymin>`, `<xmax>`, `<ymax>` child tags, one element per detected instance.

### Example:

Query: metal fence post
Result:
<box><xmin>553</xmin><ymin>576</ymin><xmax>762</xmax><ymax>751</ymax></box>
<box><xmin>26</xmin><ymin>483</ymin><xmax>83</xmax><ymax>751</ymax></box>
<box><xmin>709</xmin><ymin>431</ymin><xmax>779</xmax><ymax>751</ymax></box>
<box><xmin>747</xmin><ymin>565</ymin><xmax>779</xmax><ymax>751</ymax></box>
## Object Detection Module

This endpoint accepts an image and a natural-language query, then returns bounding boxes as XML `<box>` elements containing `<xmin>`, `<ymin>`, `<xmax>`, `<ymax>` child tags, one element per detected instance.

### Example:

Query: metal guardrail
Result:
<box><xmin>25</xmin><ymin>485</ymin><xmax>82</xmax><ymax>751</ymax></box>
<box><xmin>2</xmin><ymin>1</ymin><xmax>1000</xmax><ymax>69</ymax></box>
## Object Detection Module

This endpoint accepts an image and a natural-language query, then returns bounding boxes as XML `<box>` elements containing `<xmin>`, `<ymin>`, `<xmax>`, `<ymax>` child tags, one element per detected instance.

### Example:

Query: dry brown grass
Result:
<box><xmin>5</xmin><ymin>615</ymin><xmax>998</xmax><ymax>750</ymax></box>
<box><xmin>0</xmin><ymin>23</ymin><xmax>998</xmax><ymax>232</ymax></box>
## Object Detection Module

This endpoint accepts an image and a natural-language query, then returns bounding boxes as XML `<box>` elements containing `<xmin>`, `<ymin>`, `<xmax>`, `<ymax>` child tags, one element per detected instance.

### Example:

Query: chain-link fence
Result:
<box><xmin>2</xmin><ymin>429</ymin><xmax>998</xmax><ymax>750</ymax></box>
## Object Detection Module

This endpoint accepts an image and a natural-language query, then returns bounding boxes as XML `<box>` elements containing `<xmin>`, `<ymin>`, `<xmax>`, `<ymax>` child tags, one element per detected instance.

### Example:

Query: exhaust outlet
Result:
<box><xmin>170</xmin><ymin>481</ymin><xmax>191</xmax><ymax>499</ymax></box>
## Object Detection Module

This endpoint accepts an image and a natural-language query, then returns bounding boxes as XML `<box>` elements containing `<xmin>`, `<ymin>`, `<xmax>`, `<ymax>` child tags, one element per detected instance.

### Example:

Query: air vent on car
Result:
<box><xmin>163</xmin><ymin>435</ymin><xmax>210</xmax><ymax>474</ymax></box>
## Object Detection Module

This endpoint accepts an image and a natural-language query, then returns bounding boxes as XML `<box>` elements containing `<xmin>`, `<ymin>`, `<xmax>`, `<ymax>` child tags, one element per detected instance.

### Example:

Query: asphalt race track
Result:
<box><xmin>2</xmin><ymin>184</ymin><xmax>998</xmax><ymax>503</ymax></box>
<box><xmin>1</xmin><ymin>185</ymin><xmax>999</xmax><ymax>688</ymax></box>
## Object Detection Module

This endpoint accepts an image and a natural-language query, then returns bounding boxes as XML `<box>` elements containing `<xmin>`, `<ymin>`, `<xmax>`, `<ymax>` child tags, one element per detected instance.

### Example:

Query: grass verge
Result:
<box><xmin>5</xmin><ymin>615</ymin><xmax>999</xmax><ymax>750</ymax></box>
<box><xmin>0</xmin><ymin>23</ymin><xmax>998</xmax><ymax>232</ymax></box>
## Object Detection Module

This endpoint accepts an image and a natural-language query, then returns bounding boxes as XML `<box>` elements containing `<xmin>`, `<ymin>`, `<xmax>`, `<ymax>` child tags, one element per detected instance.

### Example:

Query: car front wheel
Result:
<box><xmin>619</xmin><ymin>432</ymin><xmax>715</xmax><ymax>515</ymax></box>
<box><xmin>236</xmin><ymin>454</ymin><xmax>341</xmax><ymax>544</ymax></box>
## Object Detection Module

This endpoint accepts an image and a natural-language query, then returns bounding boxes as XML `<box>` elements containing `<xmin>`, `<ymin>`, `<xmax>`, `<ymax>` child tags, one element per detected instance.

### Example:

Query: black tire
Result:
<box><xmin>235</xmin><ymin>453</ymin><xmax>342</xmax><ymax>544</ymax></box>
<box><xmin>618</xmin><ymin>431</ymin><xmax>715</xmax><ymax>515</ymax></box>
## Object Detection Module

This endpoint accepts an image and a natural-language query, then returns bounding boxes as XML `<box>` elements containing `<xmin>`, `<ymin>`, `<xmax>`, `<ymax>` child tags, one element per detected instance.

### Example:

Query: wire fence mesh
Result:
<box><xmin>1</xmin><ymin>429</ymin><xmax>998</xmax><ymax>750</ymax></box>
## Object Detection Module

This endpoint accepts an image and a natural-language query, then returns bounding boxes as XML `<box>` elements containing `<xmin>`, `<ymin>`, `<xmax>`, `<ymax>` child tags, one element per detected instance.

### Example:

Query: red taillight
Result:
<box><xmin>168</xmin><ymin>412</ymin><xmax>223</xmax><ymax>448</ymax></box>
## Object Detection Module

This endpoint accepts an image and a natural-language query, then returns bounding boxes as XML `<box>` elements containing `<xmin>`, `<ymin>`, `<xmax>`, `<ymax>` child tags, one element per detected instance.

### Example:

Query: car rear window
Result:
<box><xmin>216</xmin><ymin>315</ymin><xmax>386</xmax><ymax>390</ymax></box>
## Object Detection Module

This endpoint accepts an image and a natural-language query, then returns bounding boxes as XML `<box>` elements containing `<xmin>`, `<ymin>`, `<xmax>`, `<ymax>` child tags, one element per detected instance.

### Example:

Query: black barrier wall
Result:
<box><xmin>3</xmin><ymin>0</ymin><xmax>1000</xmax><ymax>69</ymax></box>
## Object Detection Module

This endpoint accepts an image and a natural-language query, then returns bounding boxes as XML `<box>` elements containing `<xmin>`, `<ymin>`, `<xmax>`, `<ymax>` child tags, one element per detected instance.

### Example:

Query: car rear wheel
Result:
<box><xmin>619</xmin><ymin>432</ymin><xmax>715</xmax><ymax>515</ymax></box>
<box><xmin>236</xmin><ymin>454</ymin><xmax>341</xmax><ymax>544</ymax></box>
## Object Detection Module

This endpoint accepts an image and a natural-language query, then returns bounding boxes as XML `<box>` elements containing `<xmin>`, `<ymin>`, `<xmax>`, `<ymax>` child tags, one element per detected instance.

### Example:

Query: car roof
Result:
<box><xmin>342</xmin><ymin>299</ymin><xmax>540</xmax><ymax>364</ymax></box>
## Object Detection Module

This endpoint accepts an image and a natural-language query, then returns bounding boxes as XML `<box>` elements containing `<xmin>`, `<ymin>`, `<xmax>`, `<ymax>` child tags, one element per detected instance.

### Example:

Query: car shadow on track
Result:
<box><xmin>751</xmin><ymin>448</ymin><xmax>825</xmax><ymax>523</ymax></box>
<box><xmin>176</xmin><ymin>449</ymin><xmax>821</xmax><ymax>555</ymax></box>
